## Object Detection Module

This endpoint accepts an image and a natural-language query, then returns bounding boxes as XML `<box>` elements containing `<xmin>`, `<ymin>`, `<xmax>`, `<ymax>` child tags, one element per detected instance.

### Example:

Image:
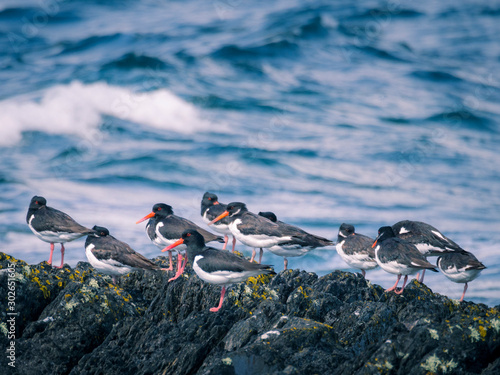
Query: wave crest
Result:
<box><xmin>0</xmin><ymin>81</ymin><xmax>209</xmax><ymax>146</ymax></box>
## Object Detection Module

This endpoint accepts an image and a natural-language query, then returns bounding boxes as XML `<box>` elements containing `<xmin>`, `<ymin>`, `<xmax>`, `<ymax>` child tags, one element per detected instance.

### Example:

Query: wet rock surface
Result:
<box><xmin>1</xmin><ymin>252</ymin><xmax>499</xmax><ymax>375</ymax></box>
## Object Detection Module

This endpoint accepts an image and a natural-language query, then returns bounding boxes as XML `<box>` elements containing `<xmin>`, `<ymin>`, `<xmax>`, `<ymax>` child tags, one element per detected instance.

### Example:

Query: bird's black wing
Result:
<box><xmin>32</xmin><ymin>206</ymin><xmax>93</xmax><ymax>234</ymax></box>
<box><xmin>343</xmin><ymin>233</ymin><xmax>375</xmax><ymax>257</ymax></box>
<box><xmin>196</xmin><ymin>248</ymin><xmax>274</xmax><ymax>274</ymax></box>
<box><xmin>91</xmin><ymin>236</ymin><xmax>159</xmax><ymax>270</ymax></box>
<box><xmin>437</xmin><ymin>251</ymin><xmax>486</xmax><ymax>271</ymax></box>
<box><xmin>393</xmin><ymin>220</ymin><xmax>464</xmax><ymax>252</ymax></box>
<box><xmin>158</xmin><ymin>215</ymin><xmax>223</xmax><ymax>243</ymax></box>
<box><xmin>378</xmin><ymin>238</ymin><xmax>438</xmax><ymax>271</ymax></box>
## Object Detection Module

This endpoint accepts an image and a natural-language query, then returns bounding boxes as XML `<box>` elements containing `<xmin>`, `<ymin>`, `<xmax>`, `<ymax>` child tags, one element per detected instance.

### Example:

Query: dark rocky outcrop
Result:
<box><xmin>1</xmin><ymin>252</ymin><xmax>499</xmax><ymax>374</ymax></box>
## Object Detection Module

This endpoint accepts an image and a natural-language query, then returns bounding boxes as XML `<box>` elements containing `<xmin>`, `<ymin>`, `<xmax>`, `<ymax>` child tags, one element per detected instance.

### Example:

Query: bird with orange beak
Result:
<box><xmin>165</xmin><ymin>229</ymin><xmax>275</xmax><ymax>312</ymax></box>
<box><xmin>136</xmin><ymin>203</ymin><xmax>223</xmax><ymax>282</ymax></box>
<box><xmin>209</xmin><ymin>202</ymin><xmax>332</xmax><ymax>268</ymax></box>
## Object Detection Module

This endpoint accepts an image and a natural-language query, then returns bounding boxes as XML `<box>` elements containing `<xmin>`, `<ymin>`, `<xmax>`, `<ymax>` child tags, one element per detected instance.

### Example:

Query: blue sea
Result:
<box><xmin>1</xmin><ymin>0</ymin><xmax>499</xmax><ymax>306</ymax></box>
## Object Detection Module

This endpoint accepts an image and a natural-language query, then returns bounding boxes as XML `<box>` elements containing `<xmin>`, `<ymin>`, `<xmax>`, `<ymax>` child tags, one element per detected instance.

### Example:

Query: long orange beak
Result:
<box><xmin>162</xmin><ymin>238</ymin><xmax>184</xmax><ymax>252</ymax></box>
<box><xmin>208</xmin><ymin>210</ymin><xmax>229</xmax><ymax>225</ymax></box>
<box><xmin>136</xmin><ymin>212</ymin><xmax>155</xmax><ymax>224</ymax></box>
<box><xmin>371</xmin><ymin>240</ymin><xmax>378</xmax><ymax>248</ymax></box>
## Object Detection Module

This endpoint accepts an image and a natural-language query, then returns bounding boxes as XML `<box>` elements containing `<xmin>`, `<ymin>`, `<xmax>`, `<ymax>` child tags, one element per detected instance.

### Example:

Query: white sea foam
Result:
<box><xmin>0</xmin><ymin>81</ymin><xmax>209</xmax><ymax>146</ymax></box>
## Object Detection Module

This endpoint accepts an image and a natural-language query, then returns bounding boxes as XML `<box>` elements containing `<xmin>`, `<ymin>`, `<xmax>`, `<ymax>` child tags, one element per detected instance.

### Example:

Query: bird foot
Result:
<box><xmin>209</xmin><ymin>306</ymin><xmax>222</xmax><ymax>312</ymax></box>
<box><xmin>168</xmin><ymin>273</ymin><xmax>182</xmax><ymax>282</ymax></box>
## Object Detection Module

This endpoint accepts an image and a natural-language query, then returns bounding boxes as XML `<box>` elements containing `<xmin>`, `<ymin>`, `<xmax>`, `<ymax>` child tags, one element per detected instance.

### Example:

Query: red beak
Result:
<box><xmin>136</xmin><ymin>212</ymin><xmax>155</xmax><ymax>224</ymax></box>
<box><xmin>162</xmin><ymin>238</ymin><xmax>184</xmax><ymax>252</ymax></box>
<box><xmin>208</xmin><ymin>210</ymin><xmax>229</xmax><ymax>225</ymax></box>
<box><xmin>371</xmin><ymin>240</ymin><xmax>378</xmax><ymax>248</ymax></box>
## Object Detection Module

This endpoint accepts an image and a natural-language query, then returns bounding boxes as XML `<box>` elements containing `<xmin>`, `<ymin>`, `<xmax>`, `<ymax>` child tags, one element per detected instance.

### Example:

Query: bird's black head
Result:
<box><xmin>152</xmin><ymin>203</ymin><xmax>174</xmax><ymax>216</ymax></box>
<box><xmin>201</xmin><ymin>193</ymin><xmax>219</xmax><ymax>214</ymax></box>
<box><xmin>202</xmin><ymin>192</ymin><xmax>219</xmax><ymax>204</ymax></box>
<box><xmin>338</xmin><ymin>223</ymin><xmax>355</xmax><ymax>239</ymax></box>
<box><xmin>29</xmin><ymin>196</ymin><xmax>47</xmax><ymax>210</ymax></box>
<box><xmin>225</xmin><ymin>202</ymin><xmax>247</xmax><ymax>217</ymax></box>
<box><xmin>259</xmin><ymin>211</ymin><xmax>277</xmax><ymax>222</ymax></box>
<box><xmin>92</xmin><ymin>225</ymin><xmax>110</xmax><ymax>237</ymax></box>
<box><xmin>181</xmin><ymin>229</ymin><xmax>206</xmax><ymax>248</ymax></box>
<box><xmin>374</xmin><ymin>226</ymin><xmax>396</xmax><ymax>243</ymax></box>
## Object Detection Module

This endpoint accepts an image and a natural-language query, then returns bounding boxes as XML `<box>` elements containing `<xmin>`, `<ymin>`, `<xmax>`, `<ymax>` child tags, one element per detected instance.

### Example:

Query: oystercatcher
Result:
<box><xmin>85</xmin><ymin>226</ymin><xmax>166</xmax><ymax>283</ymax></box>
<box><xmin>26</xmin><ymin>196</ymin><xmax>95</xmax><ymax>268</ymax></box>
<box><xmin>392</xmin><ymin>220</ymin><xmax>466</xmax><ymax>283</ymax></box>
<box><xmin>372</xmin><ymin>226</ymin><xmax>438</xmax><ymax>294</ymax></box>
<box><xmin>209</xmin><ymin>202</ymin><xmax>329</xmax><ymax>265</ymax></box>
<box><xmin>258</xmin><ymin>211</ymin><xmax>333</xmax><ymax>270</ymax></box>
<box><xmin>201</xmin><ymin>192</ymin><xmax>236</xmax><ymax>252</ymax></box>
<box><xmin>136</xmin><ymin>203</ymin><xmax>223</xmax><ymax>282</ymax></box>
<box><xmin>437</xmin><ymin>251</ymin><xmax>486</xmax><ymax>302</ymax></box>
<box><xmin>335</xmin><ymin>223</ymin><xmax>378</xmax><ymax>277</ymax></box>
<box><xmin>164</xmin><ymin>229</ymin><xmax>275</xmax><ymax>312</ymax></box>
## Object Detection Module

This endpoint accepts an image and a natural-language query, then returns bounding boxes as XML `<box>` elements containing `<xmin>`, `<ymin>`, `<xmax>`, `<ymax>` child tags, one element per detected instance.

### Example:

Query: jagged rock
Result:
<box><xmin>1</xmin><ymin>252</ymin><xmax>499</xmax><ymax>375</ymax></box>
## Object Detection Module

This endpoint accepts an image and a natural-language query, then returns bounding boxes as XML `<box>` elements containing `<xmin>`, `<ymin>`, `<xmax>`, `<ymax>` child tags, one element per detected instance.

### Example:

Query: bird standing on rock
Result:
<box><xmin>85</xmin><ymin>225</ymin><xmax>166</xmax><ymax>283</ymax></box>
<box><xmin>392</xmin><ymin>220</ymin><xmax>466</xmax><ymax>283</ymax></box>
<box><xmin>372</xmin><ymin>226</ymin><xmax>438</xmax><ymax>295</ymax></box>
<box><xmin>437</xmin><ymin>251</ymin><xmax>486</xmax><ymax>302</ymax></box>
<box><xmin>209</xmin><ymin>202</ymin><xmax>332</xmax><ymax>267</ymax></box>
<box><xmin>136</xmin><ymin>203</ymin><xmax>223</xmax><ymax>282</ymax></box>
<box><xmin>164</xmin><ymin>229</ymin><xmax>275</xmax><ymax>312</ymax></box>
<box><xmin>258</xmin><ymin>211</ymin><xmax>333</xmax><ymax>270</ymax></box>
<box><xmin>26</xmin><ymin>196</ymin><xmax>95</xmax><ymax>268</ymax></box>
<box><xmin>335</xmin><ymin>223</ymin><xmax>378</xmax><ymax>277</ymax></box>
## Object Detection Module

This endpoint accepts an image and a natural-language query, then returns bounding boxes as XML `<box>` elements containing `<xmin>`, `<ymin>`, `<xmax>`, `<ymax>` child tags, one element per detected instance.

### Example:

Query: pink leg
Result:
<box><xmin>250</xmin><ymin>248</ymin><xmax>256</xmax><ymax>263</ymax></box>
<box><xmin>164</xmin><ymin>251</ymin><xmax>174</xmax><ymax>271</ymax></box>
<box><xmin>361</xmin><ymin>269</ymin><xmax>366</xmax><ymax>278</ymax></box>
<box><xmin>386</xmin><ymin>274</ymin><xmax>401</xmax><ymax>292</ymax></box>
<box><xmin>284</xmin><ymin>258</ymin><xmax>288</xmax><ymax>270</ymax></box>
<box><xmin>48</xmin><ymin>243</ymin><xmax>55</xmax><ymax>265</ymax></box>
<box><xmin>231</xmin><ymin>236</ymin><xmax>236</xmax><ymax>253</ymax></box>
<box><xmin>460</xmin><ymin>282</ymin><xmax>468</xmax><ymax>302</ymax></box>
<box><xmin>168</xmin><ymin>253</ymin><xmax>184</xmax><ymax>282</ymax></box>
<box><xmin>179</xmin><ymin>254</ymin><xmax>188</xmax><ymax>273</ymax></box>
<box><xmin>177</xmin><ymin>253</ymin><xmax>183</xmax><ymax>273</ymax></box>
<box><xmin>258</xmin><ymin>248</ymin><xmax>263</xmax><ymax>264</ymax></box>
<box><xmin>56</xmin><ymin>243</ymin><xmax>65</xmax><ymax>269</ymax></box>
<box><xmin>160</xmin><ymin>251</ymin><xmax>173</xmax><ymax>271</ymax></box>
<box><xmin>395</xmin><ymin>275</ymin><xmax>408</xmax><ymax>295</ymax></box>
<box><xmin>419</xmin><ymin>269</ymin><xmax>426</xmax><ymax>283</ymax></box>
<box><xmin>222</xmin><ymin>235</ymin><xmax>228</xmax><ymax>250</ymax></box>
<box><xmin>210</xmin><ymin>286</ymin><xmax>226</xmax><ymax>312</ymax></box>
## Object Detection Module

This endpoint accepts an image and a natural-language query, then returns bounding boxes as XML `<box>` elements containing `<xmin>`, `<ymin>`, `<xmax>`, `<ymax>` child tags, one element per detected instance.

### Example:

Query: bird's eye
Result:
<box><xmin>186</xmin><ymin>233</ymin><xmax>191</xmax><ymax>237</ymax></box>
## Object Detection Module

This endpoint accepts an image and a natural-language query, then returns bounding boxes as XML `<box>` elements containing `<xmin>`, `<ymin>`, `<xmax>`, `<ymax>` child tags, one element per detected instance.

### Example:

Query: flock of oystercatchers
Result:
<box><xmin>26</xmin><ymin>193</ymin><xmax>486</xmax><ymax>312</ymax></box>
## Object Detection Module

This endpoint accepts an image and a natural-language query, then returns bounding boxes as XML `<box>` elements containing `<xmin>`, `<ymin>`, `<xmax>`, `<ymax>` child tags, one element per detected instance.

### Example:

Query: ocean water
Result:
<box><xmin>1</xmin><ymin>0</ymin><xmax>499</xmax><ymax>306</ymax></box>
